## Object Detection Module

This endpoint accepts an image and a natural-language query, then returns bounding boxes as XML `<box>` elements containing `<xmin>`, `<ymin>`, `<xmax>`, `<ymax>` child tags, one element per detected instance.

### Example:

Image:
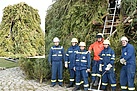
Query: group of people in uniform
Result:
<box><xmin>48</xmin><ymin>33</ymin><xmax>136</xmax><ymax>91</ymax></box>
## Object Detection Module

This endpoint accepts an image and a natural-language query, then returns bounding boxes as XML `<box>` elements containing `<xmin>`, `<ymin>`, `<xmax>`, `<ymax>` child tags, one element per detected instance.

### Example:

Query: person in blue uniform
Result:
<box><xmin>48</xmin><ymin>37</ymin><xmax>65</xmax><ymax>87</ymax></box>
<box><xmin>65</xmin><ymin>38</ymin><xmax>79</xmax><ymax>88</ymax></box>
<box><xmin>120</xmin><ymin>36</ymin><xmax>136</xmax><ymax>91</ymax></box>
<box><xmin>72</xmin><ymin>42</ymin><xmax>91</xmax><ymax>91</ymax></box>
<box><xmin>99</xmin><ymin>40</ymin><xmax>116</xmax><ymax>91</ymax></box>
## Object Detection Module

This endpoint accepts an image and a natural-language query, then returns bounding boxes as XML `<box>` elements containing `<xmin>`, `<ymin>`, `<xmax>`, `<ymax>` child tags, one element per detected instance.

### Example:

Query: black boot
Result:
<box><xmin>93</xmin><ymin>77</ymin><xmax>99</xmax><ymax>86</ymax></box>
<box><xmin>72</xmin><ymin>86</ymin><xmax>80</xmax><ymax>91</ymax></box>
<box><xmin>66</xmin><ymin>83</ymin><xmax>73</xmax><ymax>88</ymax></box>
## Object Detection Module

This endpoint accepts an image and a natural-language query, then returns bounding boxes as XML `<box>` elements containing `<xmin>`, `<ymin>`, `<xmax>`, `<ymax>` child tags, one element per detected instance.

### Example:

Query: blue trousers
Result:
<box><xmin>91</xmin><ymin>60</ymin><xmax>101</xmax><ymax>81</ymax></box>
<box><xmin>120</xmin><ymin>65</ymin><xmax>136</xmax><ymax>91</ymax></box>
<box><xmin>101</xmin><ymin>70</ymin><xmax>116</xmax><ymax>90</ymax></box>
<box><xmin>75</xmin><ymin>70</ymin><xmax>89</xmax><ymax>90</ymax></box>
<box><xmin>51</xmin><ymin>61</ymin><xmax>63</xmax><ymax>85</ymax></box>
<box><xmin>69</xmin><ymin>68</ymin><xmax>75</xmax><ymax>85</ymax></box>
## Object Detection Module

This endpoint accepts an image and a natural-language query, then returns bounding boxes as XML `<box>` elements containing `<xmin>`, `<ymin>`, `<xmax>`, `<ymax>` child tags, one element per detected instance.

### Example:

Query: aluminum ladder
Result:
<box><xmin>102</xmin><ymin>0</ymin><xmax>118</xmax><ymax>39</ymax></box>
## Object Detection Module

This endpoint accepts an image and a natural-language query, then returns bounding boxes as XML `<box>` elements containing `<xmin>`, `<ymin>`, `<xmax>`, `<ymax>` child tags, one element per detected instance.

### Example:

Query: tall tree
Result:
<box><xmin>0</xmin><ymin>2</ymin><xmax>45</xmax><ymax>57</ymax></box>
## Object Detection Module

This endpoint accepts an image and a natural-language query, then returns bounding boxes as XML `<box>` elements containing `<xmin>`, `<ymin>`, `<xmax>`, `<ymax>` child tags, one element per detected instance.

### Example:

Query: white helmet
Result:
<box><xmin>103</xmin><ymin>40</ymin><xmax>110</xmax><ymax>45</ymax></box>
<box><xmin>53</xmin><ymin>37</ymin><xmax>60</xmax><ymax>42</ymax></box>
<box><xmin>71</xmin><ymin>38</ymin><xmax>78</xmax><ymax>43</ymax></box>
<box><xmin>79</xmin><ymin>42</ymin><xmax>86</xmax><ymax>46</ymax></box>
<box><xmin>121</xmin><ymin>36</ymin><xmax>128</xmax><ymax>42</ymax></box>
<box><xmin>96</xmin><ymin>33</ymin><xmax>104</xmax><ymax>38</ymax></box>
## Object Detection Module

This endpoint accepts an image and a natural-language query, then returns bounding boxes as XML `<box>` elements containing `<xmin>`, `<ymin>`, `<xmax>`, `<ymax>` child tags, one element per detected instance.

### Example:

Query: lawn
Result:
<box><xmin>0</xmin><ymin>58</ymin><xmax>18</xmax><ymax>68</ymax></box>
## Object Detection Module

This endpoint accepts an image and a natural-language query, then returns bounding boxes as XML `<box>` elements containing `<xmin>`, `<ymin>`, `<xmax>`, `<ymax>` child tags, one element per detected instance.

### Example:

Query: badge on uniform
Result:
<box><xmin>59</xmin><ymin>51</ymin><xmax>61</xmax><ymax>53</ymax></box>
<box><xmin>112</xmin><ymin>54</ymin><xmax>115</xmax><ymax>57</ymax></box>
<box><xmin>83</xmin><ymin>56</ymin><xmax>85</xmax><ymax>59</ymax></box>
<box><xmin>124</xmin><ymin>52</ymin><xmax>127</xmax><ymax>55</ymax></box>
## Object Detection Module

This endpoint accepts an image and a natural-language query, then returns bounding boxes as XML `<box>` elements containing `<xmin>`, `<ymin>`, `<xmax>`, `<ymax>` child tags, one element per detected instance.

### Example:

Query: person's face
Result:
<box><xmin>121</xmin><ymin>40</ymin><xmax>128</xmax><ymax>46</ymax></box>
<box><xmin>103</xmin><ymin>44</ymin><xmax>109</xmax><ymax>48</ymax></box>
<box><xmin>80</xmin><ymin>46</ymin><xmax>85</xmax><ymax>50</ymax></box>
<box><xmin>54</xmin><ymin>42</ymin><xmax>59</xmax><ymax>46</ymax></box>
<box><xmin>72</xmin><ymin>42</ymin><xmax>77</xmax><ymax>46</ymax></box>
<box><xmin>97</xmin><ymin>38</ymin><xmax>102</xmax><ymax>42</ymax></box>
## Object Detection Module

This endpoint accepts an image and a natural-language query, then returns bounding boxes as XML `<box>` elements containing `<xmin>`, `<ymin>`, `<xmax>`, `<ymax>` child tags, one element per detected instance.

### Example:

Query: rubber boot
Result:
<box><xmin>93</xmin><ymin>77</ymin><xmax>99</xmax><ymax>86</ymax></box>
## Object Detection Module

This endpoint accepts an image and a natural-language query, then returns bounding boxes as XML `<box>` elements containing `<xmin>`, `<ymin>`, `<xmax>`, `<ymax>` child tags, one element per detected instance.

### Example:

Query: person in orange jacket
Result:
<box><xmin>88</xmin><ymin>33</ymin><xmax>104</xmax><ymax>86</ymax></box>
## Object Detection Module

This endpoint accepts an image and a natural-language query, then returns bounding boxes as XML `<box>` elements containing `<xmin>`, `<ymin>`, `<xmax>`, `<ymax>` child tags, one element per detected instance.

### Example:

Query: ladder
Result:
<box><xmin>102</xmin><ymin>0</ymin><xmax>118</xmax><ymax>39</ymax></box>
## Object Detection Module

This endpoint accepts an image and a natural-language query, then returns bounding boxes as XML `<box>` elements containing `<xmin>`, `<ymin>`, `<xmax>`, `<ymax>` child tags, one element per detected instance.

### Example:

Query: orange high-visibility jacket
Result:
<box><xmin>88</xmin><ymin>41</ymin><xmax>104</xmax><ymax>61</ymax></box>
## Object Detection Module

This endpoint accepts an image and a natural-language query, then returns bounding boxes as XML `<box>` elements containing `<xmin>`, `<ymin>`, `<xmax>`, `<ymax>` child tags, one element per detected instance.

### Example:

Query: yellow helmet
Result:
<box><xmin>96</xmin><ymin>33</ymin><xmax>103</xmax><ymax>38</ymax></box>
<box><xmin>103</xmin><ymin>40</ymin><xmax>110</xmax><ymax>45</ymax></box>
<box><xmin>71</xmin><ymin>38</ymin><xmax>78</xmax><ymax>43</ymax></box>
<box><xmin>79</xmin><ymin>42</ymin><xmax>86</xmax><ymax>46</ymax></box>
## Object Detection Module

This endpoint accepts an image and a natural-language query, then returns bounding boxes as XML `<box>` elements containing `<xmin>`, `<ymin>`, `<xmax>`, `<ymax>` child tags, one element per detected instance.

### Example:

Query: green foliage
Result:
<box><xmin>45</xmin><ymin>0</ymin><xmax>108</xmax><ymax>51</ymax></box>
<box><xmin>19</xmin><ymin>58</ymin><xmax>50</xmax><ymax>83</ymax></box>
<box><xmin>122</xmin><ymin>0</ymin><xmax>137</xmax><ymax>15</ymax></box>
<box><xmin>0</xmin><ymin>2</ymin><xmax>45</xmax><ymax>57</ymax></box>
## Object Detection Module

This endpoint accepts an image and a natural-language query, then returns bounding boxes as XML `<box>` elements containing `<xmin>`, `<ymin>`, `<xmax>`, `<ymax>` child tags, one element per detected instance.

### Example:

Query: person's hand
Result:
<box><xmin>73</xmin><ymin>67</ymin><xmax>76</xmax><ymax>71</ymax></box>
<box><xmin>88</xmin><ymin>50</ymin><xmax>91</xmax><ymax>53</ymax></box>
<box><xmin>65</xmin><ymin>63</ymin><xmax>68</xmax><ymax>68</ymax></box>
<box><xmin>120</xmin><ymin>58</ymin><xmax>126</xmax><ymax>65</ymax></box>
<box><xmin>105</xmin><ymin>64</ymin><xmax>112</xmax><ymax>71</ymax></box>
<box><xmin>86</xmin><ymin>69</ymin><xmax>90</xmax><ymax>72</ymax></box>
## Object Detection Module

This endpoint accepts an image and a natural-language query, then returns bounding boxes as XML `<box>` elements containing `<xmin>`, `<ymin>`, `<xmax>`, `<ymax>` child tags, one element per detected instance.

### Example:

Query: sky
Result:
<box><xmin>0</xmin><ymin>0</ymin><xmax>54</xmax><ymax>31</ymax></box>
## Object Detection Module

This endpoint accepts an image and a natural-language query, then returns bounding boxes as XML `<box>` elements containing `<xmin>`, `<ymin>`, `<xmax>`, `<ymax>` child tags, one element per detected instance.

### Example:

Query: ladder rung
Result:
<box><xmin>109</xmin><ymin>8</ymin><xmax>115</xmax><ymax>10</ymax></box>
<box><xmin>106</xmin><ymin>20</ymin><xmax>113</xmax><ymax>22</ymax></box>
<box><xmin>103</xmin><ymin>33</ymin><xmax>111</xmax><ymax>35</ymax></box>
<box><xmin>105</xmin><ymin>25</ymin><xmax>112</xmax><ymax>28</ymax></box>
<box><xmin>109</xmin><ymin>14</ymin><xmax>115</xmax><ymax>15</ymax></box>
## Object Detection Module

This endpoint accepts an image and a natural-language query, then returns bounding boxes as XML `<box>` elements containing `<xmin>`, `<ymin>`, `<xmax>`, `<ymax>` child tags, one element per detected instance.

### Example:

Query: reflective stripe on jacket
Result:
<box><xmin>48</xmin><ymin>45</ymin><xmax>65</xmax><ymax>64</ymax></box>
<box><xmin>74</xmin><ymin>49</ymin><xmax>91</xmax><ymax>70</ymax></box>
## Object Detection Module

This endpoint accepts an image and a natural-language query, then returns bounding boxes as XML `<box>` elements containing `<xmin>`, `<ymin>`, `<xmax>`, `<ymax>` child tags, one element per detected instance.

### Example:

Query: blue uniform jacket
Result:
<box><xmin>99</xmin><ymin>46</ymin><xmax>115</xmax><ymax>69</ymax></box>
<box><xmin>73</xmin><ymin>49</ymin><xmax>91</xmax><ymax>70</ymax></box>
<box><xmin>65</xmin><ymin>44</ymin><xmax>79</xmax><ymax>69</ymax></box>
<box><xmin>120</xmin><ymin>43</ymin><xmax>136</xmax><ymax>65</ymax></box>
<box><xmin>48</xmin><ymin>45</ymin><xmax>65</xmax><ymax>64</ymax></box>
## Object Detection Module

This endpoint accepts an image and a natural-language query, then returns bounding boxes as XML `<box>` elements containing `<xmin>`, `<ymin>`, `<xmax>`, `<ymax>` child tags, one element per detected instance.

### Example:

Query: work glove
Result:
<box><xmin>65</xmin><ymin>62</ymin><xmax>68</xmax><ymax>68</ymax></box>
<box><xmin>120</xmin><ymin>58</ymin><xmax>126</xmax><ymax>65</ymax></box>
<box><xmin>105</xmin><ymin>64</ymin><xmax>112</xmax><ymax>71</ymax></box>
<box><xmin>86</xmin><ymin>69</ymin><xmax>90</xmax><ymax>73</ymax></box>
<box><xmin>99</xmin><ymin>64</ymin><xmax>102</xmax><ymax>71</ymax></box>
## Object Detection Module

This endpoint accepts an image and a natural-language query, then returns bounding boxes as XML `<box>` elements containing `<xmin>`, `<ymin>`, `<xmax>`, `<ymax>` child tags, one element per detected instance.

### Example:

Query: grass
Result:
<box><xmin>0</xmin><ymin>58</ymin><xmax>18</xmax><ymax>68</ymax></box>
